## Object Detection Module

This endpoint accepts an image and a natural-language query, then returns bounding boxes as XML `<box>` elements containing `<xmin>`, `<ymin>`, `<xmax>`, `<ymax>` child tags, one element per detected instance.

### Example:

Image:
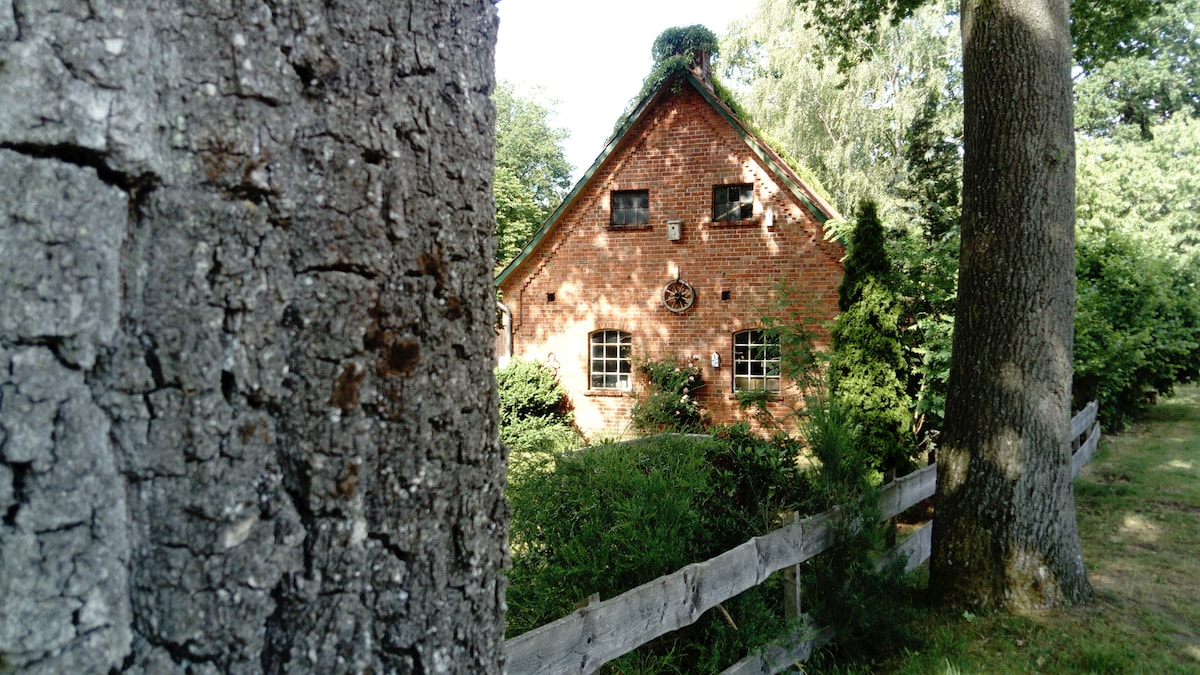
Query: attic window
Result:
<box><xmin>713</xmin><ymin>184</ymin><xmax>753</xmax><ymax>222</ymax></box>
<box><xmin>611</xmin><ymin>190</ymin><xmax>649</xmax><ymax>228</ymax></box>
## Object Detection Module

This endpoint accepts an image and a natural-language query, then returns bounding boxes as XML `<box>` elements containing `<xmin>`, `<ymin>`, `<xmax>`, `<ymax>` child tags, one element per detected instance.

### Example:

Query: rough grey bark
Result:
<box><xmin>930</xmin><ymin>0</ymin><xmax>1093</xmax><ymax>609</ymax></box>
<box><xmin>0</xmin><ymin>2</ymin><xmax>507</xmax><ymax>672</ymax></box>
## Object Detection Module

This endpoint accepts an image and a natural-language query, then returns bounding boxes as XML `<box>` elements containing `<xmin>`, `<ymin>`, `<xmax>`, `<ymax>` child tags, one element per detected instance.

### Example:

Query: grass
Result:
<box><xmin>813</xmin><ymin>385</ymin><xmax>1200</xmax><ymax>674</ymax></box>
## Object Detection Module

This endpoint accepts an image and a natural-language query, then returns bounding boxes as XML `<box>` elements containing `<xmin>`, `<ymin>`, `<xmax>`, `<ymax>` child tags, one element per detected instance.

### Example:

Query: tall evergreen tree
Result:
<box><xmin>837</xmin><ymin>200</ymin><xmax>892</xmax><ymax>311</ymax></box>
<box><xmin>829</xmin><ymin>200</ymin><xmax>916</xmax><ymax>476</ymax></box>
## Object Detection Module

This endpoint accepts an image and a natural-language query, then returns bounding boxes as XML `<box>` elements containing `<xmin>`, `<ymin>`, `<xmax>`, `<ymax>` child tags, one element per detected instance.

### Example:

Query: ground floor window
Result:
<box><xmin>590</xmin><ymin>330</ymin><xmax>632</xmax><ymax>390</ymax></box>
<box><xmin>733</xmin><ymin>329</ymin><xmax>781</xmax><ymax>392</ymax></box>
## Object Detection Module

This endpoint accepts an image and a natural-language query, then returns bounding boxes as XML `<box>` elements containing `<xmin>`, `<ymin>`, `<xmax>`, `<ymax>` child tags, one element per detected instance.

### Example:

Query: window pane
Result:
<box><xmin>733</xmin><ymin>329</ymin><xmax>781</xmax><ymax>393</ymax></box>
<box><xmin>591</xmin><ymin>330</ymin><xmax>632</xmax><ymax>389</ymax></box>
<box><xmin>612</xmin><ymin>191</ymin><xmax>648</xmax><ymax>226</ymax></box>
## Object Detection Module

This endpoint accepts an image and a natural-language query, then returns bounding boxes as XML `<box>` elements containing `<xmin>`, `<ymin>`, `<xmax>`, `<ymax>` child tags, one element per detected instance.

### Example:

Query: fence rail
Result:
<box><xmin>506</xmin><ymin>404</ymin><xmax>1102</xmax><ymax>674</ymax></box>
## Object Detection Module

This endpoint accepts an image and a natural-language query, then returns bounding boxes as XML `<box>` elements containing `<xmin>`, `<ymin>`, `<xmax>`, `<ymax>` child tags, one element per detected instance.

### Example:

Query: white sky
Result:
<box><xmin>494</xmin><ymin>0</ymin><xmax>755</xmax><ymax>180</ymax></box>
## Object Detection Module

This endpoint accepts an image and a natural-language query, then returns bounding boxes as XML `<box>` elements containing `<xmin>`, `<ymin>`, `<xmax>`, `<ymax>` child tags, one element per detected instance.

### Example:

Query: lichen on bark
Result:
<box><xmin>1</xmin><ymin>1</ymin><xmax>506</xmax><ymax>672</ymax></box>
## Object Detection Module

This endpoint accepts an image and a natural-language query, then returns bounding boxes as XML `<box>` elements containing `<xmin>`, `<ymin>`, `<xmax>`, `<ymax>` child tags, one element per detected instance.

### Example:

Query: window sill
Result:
<box><xmin>710</xmin><ymin>218</ymin><xmax>769</xmax><ymax>228</ymax></box>
<box><xmin>729</xmin><ymin>392</ymin><xmax>783</xmax><ymax>402</ymax></box>
<box><xmin>608</xmin><ymin>224</ymin><xmax>653</xmax><ymax>231</ymax></box>
<box><xmin>584</xmin><ymin>389</ymin><xmax>632</xmax><ymax>398</ymax></box>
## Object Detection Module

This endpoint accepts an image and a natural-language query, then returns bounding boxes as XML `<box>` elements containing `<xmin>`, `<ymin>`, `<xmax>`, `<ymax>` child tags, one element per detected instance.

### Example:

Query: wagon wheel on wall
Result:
<box><xmin>662</xmin><ymin>278</ymin><xmax>695</xmax><ymax>313</ymax></box>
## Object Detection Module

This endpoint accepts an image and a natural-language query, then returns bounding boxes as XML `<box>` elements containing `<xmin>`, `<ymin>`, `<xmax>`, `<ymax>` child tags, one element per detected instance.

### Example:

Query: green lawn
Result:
<box><xmin>817</xmin><ymin>386</ymin><xmax>1200</xmax><ymax>674</ymax></box>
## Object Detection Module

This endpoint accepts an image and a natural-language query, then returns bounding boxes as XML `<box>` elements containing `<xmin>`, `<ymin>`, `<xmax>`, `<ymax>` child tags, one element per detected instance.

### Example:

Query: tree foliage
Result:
<box><xmin>891</xmin><ymin>89</ymin><xmax>962</xmax><ymax>445</ymax></box>
<box><xmin>1074</xmin><ymin>117</ymin><xmax>1200</xmax><ymax>426</ymax></box>
<box><xmin>1074</xmin><ymin>0</ymin><xmax>1200</xmax><ymax>138</ymax></box>
<box><xmin>493</xmin><ymin>82</ymin><xmax>573</xmax><ymax>267</ymax></box>
<box><xmin>721</xmin><ymin>0</ymin><xmax>961</xmax><ymax>217</ymax></box>
<box><xmin>830</xmin><ymin>201</ymin><xmax>916</xmax><ymax>475</ymax></box>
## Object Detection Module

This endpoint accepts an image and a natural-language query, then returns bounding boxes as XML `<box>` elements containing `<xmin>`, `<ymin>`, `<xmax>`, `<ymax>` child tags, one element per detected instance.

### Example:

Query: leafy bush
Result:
<box><xmin>1073</xmin><ymin>227</ymin><xmax>1200</xmax><ymax>428</ymax></box>
<box><xmin>630</xmin><ymin>357</ymin><xmax>707</xmax><ymax>433</ymax></box>
<box><xmin>506</xmin><ymin>431</ymin><xmax>811</xmax><ymax>668</ymax></box>
<box><xmin>495</xmin><ymin>359</ymin><xmax>581</xmax><ymax>458</ymax></box>
<box><xmin>798</xmin><ymin>394</ymin><xmax>922</xmax><ymax>664</ymax></box>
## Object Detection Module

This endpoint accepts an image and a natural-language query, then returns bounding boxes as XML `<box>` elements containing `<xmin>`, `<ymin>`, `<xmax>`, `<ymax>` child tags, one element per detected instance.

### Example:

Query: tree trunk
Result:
<box><xmin>0</xmin><ymin>2</ymin><xmax>507</xmax><ymax>672</ymax></box>
<box><xmin>930</xmin><ymin>0</ymin><xmax>1093</xmax><ymax>610</ymax></box>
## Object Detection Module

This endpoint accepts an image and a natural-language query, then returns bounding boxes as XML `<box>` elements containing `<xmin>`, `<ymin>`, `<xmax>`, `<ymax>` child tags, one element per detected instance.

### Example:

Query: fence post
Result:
<box><xmin>783</xmin><ymin>511</ymin><xmax>803</xmax><ymax>620</ymax></box>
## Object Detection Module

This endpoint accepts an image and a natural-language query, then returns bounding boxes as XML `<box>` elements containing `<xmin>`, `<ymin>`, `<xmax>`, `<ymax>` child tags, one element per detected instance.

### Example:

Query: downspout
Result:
<box><xmin>497</xmin><ymin>299</ymin><xmax>513</xmax><ymax>367</ymax></box>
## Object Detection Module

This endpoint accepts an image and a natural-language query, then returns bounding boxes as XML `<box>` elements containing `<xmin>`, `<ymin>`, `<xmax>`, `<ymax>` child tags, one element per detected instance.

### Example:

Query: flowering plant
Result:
<box><xmin>630</xmin><ymin>356</ymin><xmax>707</xmax><ymax>433</ymax></box>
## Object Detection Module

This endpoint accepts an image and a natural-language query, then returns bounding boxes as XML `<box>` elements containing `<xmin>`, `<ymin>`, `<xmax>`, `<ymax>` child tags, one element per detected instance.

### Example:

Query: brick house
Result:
<box><xmin>495</xmin><ymin>60</ymin><xmax>844</xmax><ymax>438</ymax></box>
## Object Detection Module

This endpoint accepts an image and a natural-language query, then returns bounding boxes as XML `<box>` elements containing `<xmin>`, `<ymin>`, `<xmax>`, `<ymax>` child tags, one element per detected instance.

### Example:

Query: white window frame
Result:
<box><xmin>733</xmin><ymin>329</ymin><xmax>781</xmax><ymax>393</ymax></box>
<box><xmin>590</xmin><ymin>330</ymin><xmax>632</xmax><ymax>390</ymax></box>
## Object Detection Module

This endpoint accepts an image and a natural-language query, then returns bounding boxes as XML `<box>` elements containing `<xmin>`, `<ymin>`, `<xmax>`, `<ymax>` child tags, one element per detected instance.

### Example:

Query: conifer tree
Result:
<box><xmin>837</xmin><ymin>200</ymin><xmax>892</xmax><ymax>312</ymax></box>
<box><xmin>829</xmin><ymin>200</ymin><xmax>916</xmax><ymax>475</ymax></box>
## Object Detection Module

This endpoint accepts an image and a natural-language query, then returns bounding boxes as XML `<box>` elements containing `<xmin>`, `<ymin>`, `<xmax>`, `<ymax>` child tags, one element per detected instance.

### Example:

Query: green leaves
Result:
<box><xmin>1074</xmin><ymin>0</ymin><xmax>1199</xmax><ymax>138</ymax></box>
<box><xmin>630</xmin><ymin>357</ymin><xmax>708</xmax><ymax>434</ymax></box>
<box><xmin>495</xmin><ymin>358</ymin><xmax>580</xmax><ymax>457</ymax></box>
<box><xmin>492</xmin><ymin>82</ymin><xmax>573</xmax><ymax>268</ymax></box>
<box><xmin>1074</xmin><ymin>117</ymin><xmax>1200</xmax><ymax>427</ymax></box>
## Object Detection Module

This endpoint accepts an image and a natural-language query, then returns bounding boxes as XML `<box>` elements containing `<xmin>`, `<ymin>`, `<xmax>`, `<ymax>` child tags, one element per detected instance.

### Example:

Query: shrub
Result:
<box><xmin>799</xmin><ymin>393</ymin><xmax>922</xmax><ymax>664</ymax></box>
<box><xmin>630</xmin><ymin>357</ymin><xmax>707</xmax><ymax>433</ymax></box>
<box><xmin>495</xmin><ymin>359</ymin><xmax>581</xmax><ymax>458</ymax></box>
<box><xmin>1074</xmin><ymin>227</ymin><xmax>1200</xmax><ymax>428</ymax></box>
<box><xmin>505</xmin><ymin>432</ymin><xmax>811</xmax><ymax>668</ymax></box>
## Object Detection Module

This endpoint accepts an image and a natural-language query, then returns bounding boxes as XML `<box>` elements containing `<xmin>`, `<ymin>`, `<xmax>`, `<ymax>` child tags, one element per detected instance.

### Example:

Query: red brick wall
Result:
<box><xmin>497</xmin><ymin>83</ymin><xmax>844</xmax><ymax>439</ymax></box>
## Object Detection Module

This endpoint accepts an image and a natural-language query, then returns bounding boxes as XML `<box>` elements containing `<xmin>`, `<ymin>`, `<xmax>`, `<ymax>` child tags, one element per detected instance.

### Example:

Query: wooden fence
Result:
<box><xmin>505</xmin><ymin>403</ymin><xmax>1102</xmax><ymax>674</ymax></box>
